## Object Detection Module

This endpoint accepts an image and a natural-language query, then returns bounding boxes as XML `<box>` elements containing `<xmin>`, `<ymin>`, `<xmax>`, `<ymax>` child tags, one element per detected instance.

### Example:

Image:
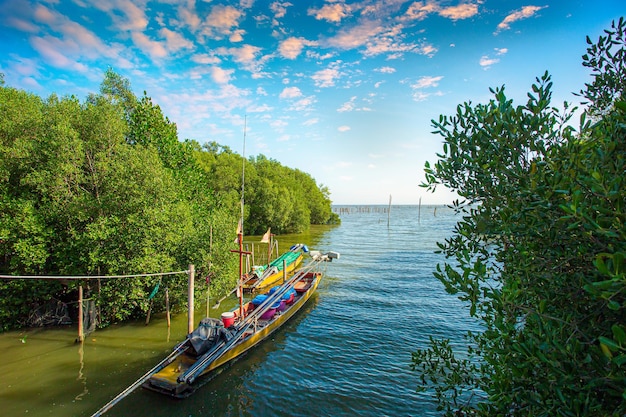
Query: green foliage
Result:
<box><xmin>0</xmin><ymin>70</ymin><xmax>335</xmax><ymax>330</ymax></box>
<box><xmin>413</xmin><ymin>18</ymin><xmax>626</xmax><ymax>416</ymax></box>
<box><xmin>197</xmin><ymin>146</ymin><xmax>338</xmax><ymax>235</ymax></box>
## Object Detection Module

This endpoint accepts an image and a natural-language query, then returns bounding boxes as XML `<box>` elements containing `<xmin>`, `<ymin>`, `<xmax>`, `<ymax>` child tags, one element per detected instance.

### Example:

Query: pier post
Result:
<box><xmin>77</xmin><ymin>285</ymin><xmax>84</xmax><ymax>343</ymax></box>
<box><xmin>166</xmin><ymin>288</ymin><xmax>171</xmax><ymax>328</ymax></box>
<box><xmin>188</xmin><ymin>264</ymin><xmax>195</xmax><ymax>334</ymax></box>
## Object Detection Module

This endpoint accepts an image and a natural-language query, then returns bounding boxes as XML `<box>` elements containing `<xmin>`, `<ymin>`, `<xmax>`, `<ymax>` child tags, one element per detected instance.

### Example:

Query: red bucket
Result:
<box><xmin>221</xmin><ymin>311</ymin><xmax>235</xmax><ymax>327</ymax></box>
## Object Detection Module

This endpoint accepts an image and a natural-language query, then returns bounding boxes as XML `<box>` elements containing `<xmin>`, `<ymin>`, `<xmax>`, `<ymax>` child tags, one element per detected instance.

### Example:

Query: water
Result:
<box><xmin>0</xmin><ymin>205</ymin><xmax>480</xmax><ymax>416</ymax></box>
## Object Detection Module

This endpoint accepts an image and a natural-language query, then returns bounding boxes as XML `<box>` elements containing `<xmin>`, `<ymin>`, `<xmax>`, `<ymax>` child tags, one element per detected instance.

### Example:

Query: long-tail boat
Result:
<box><xmin>91</xmin><ymin>250</ymin><xmax>339</xmax><ymax>416</ymax></box>
<box><xmin>144</xmin><ymin>250</ymin><xmax>337</xmax><ymax>397</ymax></box>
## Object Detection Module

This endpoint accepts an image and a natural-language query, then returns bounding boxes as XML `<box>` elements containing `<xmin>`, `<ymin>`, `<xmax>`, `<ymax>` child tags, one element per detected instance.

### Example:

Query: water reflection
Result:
<box><xmin>76</xmin><ymin>341</ymin><xmax>88</xmax><ymax>401</ymax></box>
<box><xmin>104</xmin><ymin>296</ymin><xmax>319</xmax><ymax>417</ymax></box>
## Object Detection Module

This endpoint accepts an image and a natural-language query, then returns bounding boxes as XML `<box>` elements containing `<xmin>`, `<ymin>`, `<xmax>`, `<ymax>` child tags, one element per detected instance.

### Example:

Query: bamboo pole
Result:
<box><xmin>77</xmin><ymin>285</ymin><xmax>84</xmax><ymax>343</ymax></box>
<box><xmin>188</xmin><ymin>265</ymin><xmax>195</xmax><ymax>335</ymax></box>
<box><xmin>165</xmin><ymin>288</ymin><xmax>171</xmax><ymax>328</ymax></box>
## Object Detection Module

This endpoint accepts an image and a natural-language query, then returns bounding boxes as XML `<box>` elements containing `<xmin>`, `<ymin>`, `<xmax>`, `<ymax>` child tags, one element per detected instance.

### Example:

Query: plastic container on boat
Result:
<box><xmin>260</xmin><ymin>307</ymin><xmax>276</xmax><ymax>320</ymax></box>
<box><xmin>282</xmin><ymin>289</ymin><xmax>295</xmax><ymax>304</ymax></box>
<box><xmin>221</xmin><ymin>311</ymin><xmax>235</xmax><ymax>327</ymax></box>
<box><xmin>277</xmin><ymin>299</ymin><xmax>287</xmax><ymax>312</ymax></box>
<box><xmin>252</xmin><ymin>294</ymin><xmax>268</xmax><ymax>306</ymax></box>
<box><xmin>260</xmin><ymin>301</ymin><xmax>281</xmax><ymax>320</ymax></box>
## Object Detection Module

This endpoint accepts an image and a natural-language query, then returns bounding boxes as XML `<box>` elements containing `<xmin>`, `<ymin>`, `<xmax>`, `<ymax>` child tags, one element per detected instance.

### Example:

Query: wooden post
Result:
<box><xmin>282</xmin><ymin>259</ymin><xmax>287</xmax><ymax>284</ymax></box>
<box><xmin>165</xmin><ymin>288</ymin><xmax>171</xmax><ymax>328</ymax></box>
<box><xmin>418</xmin><ymin>196</ymin><xmax>422</xmax><ymax>224</ymax></box>
<box><xmin>387</xmin><ymin>194</ymin><xmax>392</xmax><ymax>228</ymax></box>
<box><xmin>77</xmin><ymin>285</ymin><xmax>84</xmax><ymax>343</ymax></box>
<box><xmin>188</xmin><ymin>265</ymin><xmax>194</xmax><ymax>335</ymax></box>
<box><xmin>245</xmin><ymin>243</ymin><xmax>250</xmax><ymax>273</ymax></box>
<box><xmin>145</xmin><ymin>300</ymin><xmax>152</xmax><ymax>325</ymax></box>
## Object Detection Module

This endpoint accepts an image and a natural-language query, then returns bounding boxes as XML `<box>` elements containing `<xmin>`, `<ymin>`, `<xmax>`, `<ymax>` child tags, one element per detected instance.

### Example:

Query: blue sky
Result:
<box><xmin>0</xmin><ymin>1</ymin><xmax>622</xmax><ymax>204</ymax></box>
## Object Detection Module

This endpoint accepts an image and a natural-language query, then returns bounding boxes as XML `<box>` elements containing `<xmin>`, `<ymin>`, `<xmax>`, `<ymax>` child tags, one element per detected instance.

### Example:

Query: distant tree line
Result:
<box><xmin>412</xmin><ymin>18</ymin><xmax>625</xmax><ymax>416</ymax></box>
<box><xmin>0</xmin><ymin>70</ymin><xmax>339</xmax><ymax>330</ymax></box>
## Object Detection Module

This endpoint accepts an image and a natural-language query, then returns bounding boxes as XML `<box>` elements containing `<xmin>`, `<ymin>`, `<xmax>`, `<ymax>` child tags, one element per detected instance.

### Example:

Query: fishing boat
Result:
<box><xmin>144</xmin><ymin>250</ymin><xmax>337</xmax><ymax>398</ymax></box>
<box><xmin>242</xmin><ymin>243</ymin><xmax>307</xmax><ymax>293</ymax></box>
<box><xmin>91</xmin><ymin>250</ymin><xmax>338</xmax><ymax>416</ymax></box>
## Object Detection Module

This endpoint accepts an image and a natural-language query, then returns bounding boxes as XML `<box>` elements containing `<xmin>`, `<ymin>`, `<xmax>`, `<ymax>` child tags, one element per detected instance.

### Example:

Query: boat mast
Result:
<box><xmin>238</xmin><ymin>115</ymin><xmax>247</xmax><ymax>321</ymax></box>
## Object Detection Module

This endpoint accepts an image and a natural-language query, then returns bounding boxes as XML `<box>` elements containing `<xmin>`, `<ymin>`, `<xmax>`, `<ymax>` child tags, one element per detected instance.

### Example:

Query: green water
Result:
<box><xmin>0</xmin><ymin>227</ymin><xmax>330</xmax><ymax>417</ymax></box>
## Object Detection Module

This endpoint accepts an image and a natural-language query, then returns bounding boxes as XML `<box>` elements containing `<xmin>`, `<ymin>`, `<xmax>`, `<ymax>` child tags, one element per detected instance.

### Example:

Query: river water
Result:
<box><xmin>0</xmin><ymin>205</ymin><xmax>480</xmax><ymax>417</ymax></box>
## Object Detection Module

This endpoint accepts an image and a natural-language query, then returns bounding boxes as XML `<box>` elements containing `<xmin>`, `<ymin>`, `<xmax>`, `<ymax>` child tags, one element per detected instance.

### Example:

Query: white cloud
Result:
<box><xmin>290</xmin><ymin>97</ymin><xmax>315</xmax><ymax>111</ymax></box>
<box><xmin>308</xmin><ymin>3</ymin><xmax>350</xmax><ymax>23</ymax></box>
<box><xmin>496</xmin><ymin>6</ymin><xmax>547</xmax><ymax>33</ymax></box>
<box><xmin>312</xmin><ymin>66</ymin><xmax>341</xmax><ymax>87</ymax></box>
<box><xmin>479</xmin><ymin>56</ymin><xmax>499</xmax><ymax>68</ymax></box>
<box><xmin>210</xmin><ymin>66</ymin><xmax>234</xmax><ymax>84</ymax></box>
<box><xmin>338</xmin><ymin>96</ymin><xmax>356</xmax><ymax>112</ymax></box>
<box><xmin>375</xmin><ymin>66</ymin><xmax>396</xmax><ymax>74</ymax></box>
<box><xmin>205</xmin><ymin>5</ymin><xmax>243</xmax><ymax>33</ymax></box>
<box><xmin>411</xmin><ymin>75</ymin><xmax>443</xmax><ymax>89</ymax></box>
<box><xmin>338</xmin><ymin>125</ymin><xmax>351</xmax><ymax>132</ymax></box>
<box><xmin>271</xmin><ymin>1</ymin><xmax>293</xmax><ymax>20</ymax></box>
<box><xmin>406</xmin><ymin>75</ymin><xmax>444</xmax><ymax>101</ymax></box>
<box><xmin>191</xmin><ymin>53</ymin><xmax>221</xmax><ymax>65</ymax></box>
<box><xmin>159</xmin><ymin>28</ymin><xmax>194</xmax><ymax>53</ymax></box>
<box><xmin>132</xmin><ymin>32</ymin><xmax>167</xmax><ymax>59</ymax></box>
<box><xmin>439</xmin><ymin>4</ymin><xmax>479</xmax><ymax>21</ymax></box>
<box><xmin>279</xmin><ymin>86</ymin><xmax>303</xmax><ymax>98</ymax></box>
<box><xmin>402</xmin><ymin>2</ymin><xmax>478</xmax><ymax>22</ymax></box>
<box><xmin>479</xmin><ymin>47</ymin><xmax>507</xmax><ymax>69</ymax></box>
<box><xmin>278</xmin><ymin>37</ymin><xmax>317</xmax><ymax>59</ymax></box>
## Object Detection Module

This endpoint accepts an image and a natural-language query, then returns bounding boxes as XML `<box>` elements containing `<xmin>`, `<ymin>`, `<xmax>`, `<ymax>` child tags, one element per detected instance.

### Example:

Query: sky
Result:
<box><xmin>0</xmin><ymin>1</ymin><xmax>622</xmax><ymax>205</ymax></box>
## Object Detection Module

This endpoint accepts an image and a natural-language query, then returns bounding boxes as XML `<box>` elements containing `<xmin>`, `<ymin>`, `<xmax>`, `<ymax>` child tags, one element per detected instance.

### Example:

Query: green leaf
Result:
<box><xmin>612</xmin><ymin>325</ymin><xmax>626</xmax><ymax>346</ymax></box>
<box><xmin>599</xmin><ymin>336</ymin><xmax>620</xmax><ymax>351</ymax></box>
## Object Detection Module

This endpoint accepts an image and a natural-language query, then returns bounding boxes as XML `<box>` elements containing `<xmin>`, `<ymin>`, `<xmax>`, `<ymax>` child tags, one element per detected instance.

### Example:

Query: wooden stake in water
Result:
<box><xmin>165</xmin><ymin>288</ymin><xmax>171</xmax><ymax>328</ymax></box>
<box><xmin>77</xmin><ymin>285</ymin><xmax>84</xmax><ymax>343</ymax></box>
<box><xmin>418</xmin><ymin>197</ymin><xmax>422</xmax><ymax>224</ymax></box>
<box><xmin>387</xmin><ymin>194</ymin><xmax>392</xmax><ymax>228</ymax></box>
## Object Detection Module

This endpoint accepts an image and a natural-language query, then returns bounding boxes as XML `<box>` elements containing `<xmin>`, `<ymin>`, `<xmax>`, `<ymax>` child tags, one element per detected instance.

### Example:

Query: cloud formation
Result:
<box><xmin>496</xmin><ymin>5</ymin><xmax>547</xmax><ymax>33</ymax></box>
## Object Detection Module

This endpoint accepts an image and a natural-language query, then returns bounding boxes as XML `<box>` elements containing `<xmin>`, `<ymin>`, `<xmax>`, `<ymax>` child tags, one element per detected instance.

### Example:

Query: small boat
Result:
<box><xmin>143</xmin><ymin>250</ymin><xmax>338</xmax><ymax>398</ymax></box>
<box><xmin>242</xmin><ymin>244</ymin><xmax>307</xmax><ymax>293</ymax></box>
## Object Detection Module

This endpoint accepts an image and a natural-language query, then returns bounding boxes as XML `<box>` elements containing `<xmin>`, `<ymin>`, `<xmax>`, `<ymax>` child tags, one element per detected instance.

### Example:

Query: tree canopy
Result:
<box><xmin>0</xmin><ymin>71</ymin><xmax>338</xmax><ymax>330</ymax></box>
<box><xmin>412</xmin><ymin>18</ymin><xmax>625</xmax><ymax>416</ymax></box>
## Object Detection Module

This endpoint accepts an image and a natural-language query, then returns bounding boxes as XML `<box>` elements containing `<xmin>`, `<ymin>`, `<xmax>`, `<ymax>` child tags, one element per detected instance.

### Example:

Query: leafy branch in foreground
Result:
<box><xmin>413</xmin><ymin>17</ymin><xmax>626</xmax><ymax>416</ymax></box>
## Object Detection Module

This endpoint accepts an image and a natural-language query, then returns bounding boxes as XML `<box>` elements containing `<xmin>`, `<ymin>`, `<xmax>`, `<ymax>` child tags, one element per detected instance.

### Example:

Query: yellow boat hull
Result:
<box><xmin>145</xmin><ymin>271</ymin><xmax>321</xmax><ymax>397</ymax></box>
<box><xmin>242</xmin><ymin>252</ymin><xmax>303</xmax><ymax>293</ymax></box>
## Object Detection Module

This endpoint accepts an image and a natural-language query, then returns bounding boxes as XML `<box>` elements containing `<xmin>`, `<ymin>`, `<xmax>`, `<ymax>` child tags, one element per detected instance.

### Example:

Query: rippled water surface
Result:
<box><xmin>0</xmin><ymin>205</ymin><xmax>480</xmax><ymax>416</ymax></box>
